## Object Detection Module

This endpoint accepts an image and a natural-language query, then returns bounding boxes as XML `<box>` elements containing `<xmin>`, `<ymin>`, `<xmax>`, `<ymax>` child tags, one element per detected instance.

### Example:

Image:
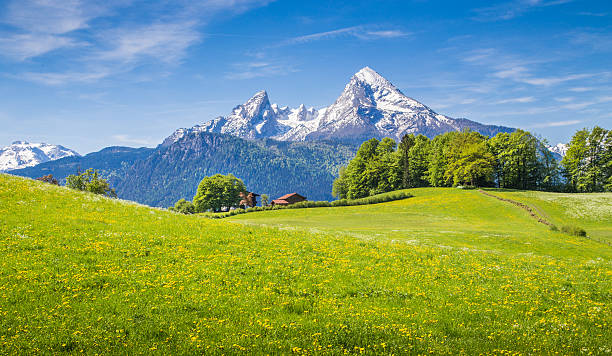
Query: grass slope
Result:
<box><xmin>1</xmin><ymin>175</ymin><xmax>611</xmax><ymax>354</ymax></box>
<box><xmin>229</xmin><ymin>188</ymin><xmax>612</xmax><ymax>258</ymax></box>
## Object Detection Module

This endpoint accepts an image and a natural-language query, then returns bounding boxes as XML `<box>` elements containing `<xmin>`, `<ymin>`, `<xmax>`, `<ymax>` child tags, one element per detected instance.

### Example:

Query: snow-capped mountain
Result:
<box><xmin>0</xmin><ymin>141</ymin><xmax>79</xmax><ymax>172</ymax></box>
<box><xmin>163</xmin><ymin>66</ymin><xmax>514</xmax><ymax>146</ymax></box>
<box><xmin>547</xmin><ymin>143</ymin><xmax>568</xmax><ymax>157</ymax></box>
<box><xmin>161</xmin><ymin>91</ymin><xmax>322</xmax><ymax>146</ymax></box>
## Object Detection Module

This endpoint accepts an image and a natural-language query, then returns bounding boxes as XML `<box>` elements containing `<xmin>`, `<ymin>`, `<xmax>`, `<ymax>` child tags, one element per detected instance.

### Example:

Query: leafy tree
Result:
<box><xmin>170</xmin><ymin>199</ymin><xmax>195</xmax><ymax>214</ymax></box>
<box><xmin>261</xmin><ymin>194</ymin><xmax>270</xmax><ymax>207</ymax></box>
<box><xmin>193</xmin><ymin>174</ymin><xmax>246</xmax><ymax>212</ymax></box>
<box><xmin>426</xmin><ymin>132</ymin><xmax>457</xmax><ymax>187</ymax></box>
<box><xmin>562</xmin><ymin>127</ymin><xmax>611</xmax><ymax>192</ymax></box>
<box><xmin>447</xmin><ymin>140</ymin><xmax>495</xmax><ymax>186</ymax></box>
<box><xmin>406</xmin><ymin>135</ymin><xmax>431</xmax><ymax>187</ymax></box>
<box><xmin>66</xmin><ymin>168</ymin><xmax>117</xmax><ymax>197</ymax></box>
<box><xmin>398</xmin><ymin>134</ymin><xmax>416</xmax><ymax>188</ymax></box>
<box><xmin>333</xmin><ymin>138</ymin><xmax>400</xmax><ymax>199</ymax></box>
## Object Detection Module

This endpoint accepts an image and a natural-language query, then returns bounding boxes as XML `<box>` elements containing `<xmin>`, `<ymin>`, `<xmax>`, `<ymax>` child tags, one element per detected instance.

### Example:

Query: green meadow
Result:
<box><xmin>1</xmin><ymin>174</ymin><xmax>611</xmax><ymax>354</ymax></box>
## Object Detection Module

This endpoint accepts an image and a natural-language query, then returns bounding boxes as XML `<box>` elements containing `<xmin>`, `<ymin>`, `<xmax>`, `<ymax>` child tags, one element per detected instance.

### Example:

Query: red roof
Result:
<box><xmin>271</xmin><ymin>199</ymin><xmax>289</xmax><ymax>205</ymax></box>
<box><xmin>276</xmin><ymin>192</ymin><xmax>305</xmax><ymax>200</ymax></box>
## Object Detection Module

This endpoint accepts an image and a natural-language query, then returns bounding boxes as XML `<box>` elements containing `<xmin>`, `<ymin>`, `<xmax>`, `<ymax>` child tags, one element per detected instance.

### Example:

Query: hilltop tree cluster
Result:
<box><xmin>171</xmin><ymin>173</ymin><xmax>248</xmax><ymax>214</ymax></box>
<box><xmin>66</xmin><ymin>168</ymin><xmax>117</xmax><ymax>197</ymax></box>
<box><xmin>333</xmin><ymin>127</ymin><xmax>611</xmax><ymax>199</ymax></box>
<box><xmin>561</xmin><ymin>126</ymin><xmax>612</xmax><ymax>192</ymax></box>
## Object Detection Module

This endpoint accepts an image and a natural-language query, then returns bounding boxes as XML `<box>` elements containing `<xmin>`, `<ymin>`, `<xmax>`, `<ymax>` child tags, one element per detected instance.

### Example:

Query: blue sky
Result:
<box><xmin>0</xmin><ymin>0</ymin><xmax>610</xmax><ymax>154</ymax></box>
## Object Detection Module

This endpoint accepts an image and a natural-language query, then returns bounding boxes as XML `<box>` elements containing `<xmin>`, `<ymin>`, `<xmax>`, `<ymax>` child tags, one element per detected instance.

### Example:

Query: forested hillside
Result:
<box><xmin>117</xmin><ymin>132</ymin><xmax>356</xmax><ymax>206</ymax></box>
<box><xmin>10</xmin><ymin>146</ymin><xmax>154</xmax><ymax>190</ymax></box>
<box><xmin>11</xmin><ymin>134</ymin><xmax>356</xmax><ymax>207</ymax></box>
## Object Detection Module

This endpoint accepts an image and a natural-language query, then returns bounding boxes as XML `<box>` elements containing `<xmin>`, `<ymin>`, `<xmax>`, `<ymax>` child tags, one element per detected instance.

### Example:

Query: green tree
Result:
<box><xmin>426</xmin><ymin>132</ymin><xmax>457</xmax><ymax>187</ymax></box>
<box><xmin>333</xmin><ymin>138</ymin><xmax>401</xmax><ymax>199</ymax></box>
<box><xmin>406</xmin><ymin>135</ymin><xmax>431</xmax><ymax>187</ymax></box>
<box><xmin>193</xmin><ymin>174</ymin><xmax>246</xmax><ymax>212</ymax></box>
<box><xmin>562</xmin><ymin>129</ymin><xmax>589</xmax><ymax>192</ymax></box>
<box><xmin>261</xmin><ymin>194</ymin><xmax>270</xmax><ymax>207</ymax></box>
<box><xmin>66</xmin><ymin>168</ymin><xmax>117</xmax><ymax>197</ymax></box>
<box><xmin>170</xmin><ymin>199</ymin><xmax>195</xmax><ymax>214</ymax></box>
<box><xmin>446</xmin><ymin>139</ymin><xmax>495</xmax><ymax>186</ymax></box>
<box><xmin>398</xmin><ymin>134</ymin><xmax>416</xmax><ymax>188</ymax></box>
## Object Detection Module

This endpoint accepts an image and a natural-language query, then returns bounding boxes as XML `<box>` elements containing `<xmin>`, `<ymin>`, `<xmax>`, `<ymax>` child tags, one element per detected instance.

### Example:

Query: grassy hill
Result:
<box><xmin>228</xmin><ymin>187</ymin><xmax>612</xmax><ymax>256</ymax></box>
<box><xmin>1</xmin><ymin>174</ymin><xmax>611</xmax><ymax>354</ymax></box>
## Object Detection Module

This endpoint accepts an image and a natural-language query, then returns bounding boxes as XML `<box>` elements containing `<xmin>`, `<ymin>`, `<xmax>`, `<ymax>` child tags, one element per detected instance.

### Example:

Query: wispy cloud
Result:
<box><xmin>496</xmin><ymin>96</ymin><xmax>536</xmax><ymax>104</ymax></box>
<box><xmin>578</xmin><ymin>12</ymin><xmax>608</xmax><ymax>17</ymax></box>
<box><xmin>18</xmin><ymin>69</ymin><xmax>113</xmax><ymax>85</ymax></box>
<box><xmin>1</xmin><ymin>0</ymin><xmax>274</xmax><ymax>84</ymax></box>
<box><xmin>93</xmin><ymin>22</ymin><xmax>201</xmax><ymax>64</ymax></box>
<box><xmin>560</xmin><ymin>96</ymin><xmax>612</xmax><ymax>110</ymax></box>
<box><xmin>529</xmin><ymin>120</ymin><xmax>582</xmax><ymax>128</ymax></box>
<box><xmin>473</xmin><ymin>0</ymin><xmax>574</xmax><ymax>21</ymax></box>
<box><xmin>569</xmin><ymin>30</ymin><xmax>612</xmax><ymax>53</ymax></box>
<box><xmin>226</xmin><ymin>61</ymin><xmax>297</xmax><ymax>80</ymax></box>
<box><xmin>277</xmin><ymin>26</ymin><xmax>410</xmax><ymax>46</ymax></box>
<box><xmin>0</xmin><ymin>33</ymin><xmax>81</xmax><ymax>60</ymax></box>
<box><xmin>569</xmin><ymin>87</ymin><xmax>595</xmax><ymax>92</ymax></box>
<box><xmin>492</xmin><ymin>65</ymin><xmax>598</xmax><ymax>86</ymax></box>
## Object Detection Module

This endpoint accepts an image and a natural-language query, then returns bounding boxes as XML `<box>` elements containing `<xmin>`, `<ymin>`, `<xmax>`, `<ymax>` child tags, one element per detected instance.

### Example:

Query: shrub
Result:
<box><xmin>170</xmin><ymin>199</ymin><xmax>195</xmax><ymax>214</ymax></box>
<box><xmin>66</xmin><ymin>168</ymin><xmax>116</xmax><ymax>197</ymax></box>
<box><xmin>561</xmin><ymin>225</ymin><xmax>587</xmax><ymax>237</ymax></box>
<box><xmin>549</xmin><ymin>224</ymin><xmax>559</xmax><ymax>232</ymax></box>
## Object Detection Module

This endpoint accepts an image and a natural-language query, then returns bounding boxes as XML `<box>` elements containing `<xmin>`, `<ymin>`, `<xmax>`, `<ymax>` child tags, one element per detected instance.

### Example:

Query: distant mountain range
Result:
<box><xmin>12</xmin><ymin>133</ymin><xmax>356</xmax><ymax>206</ymax></box>
<box><xmin>0</xmin><ymin>141</ymin><xmax>79</xmax><ymax>172</ymax></box>
<box><xmin>164</xmin><ymin>66</ymin><xmax>515</xmax><ymax>146</ymax></box>
<box><xmin>8</xmin><ymin>67</ymin><xmax>536</xmax><ymax>207</ymax></box>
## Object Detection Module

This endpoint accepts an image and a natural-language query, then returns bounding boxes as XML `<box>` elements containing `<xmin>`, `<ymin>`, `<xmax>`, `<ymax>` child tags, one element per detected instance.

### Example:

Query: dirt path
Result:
<box><xmin>478</xmin><ymin>190</ymin><xmax>553</xmax><ymax>227</ymax></box>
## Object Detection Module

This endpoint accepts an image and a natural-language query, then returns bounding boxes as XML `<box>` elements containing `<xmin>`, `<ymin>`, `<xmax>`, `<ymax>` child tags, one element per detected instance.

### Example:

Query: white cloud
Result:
<box><xmin>226</xmin><ymin>62</ymin><xmax>297</xmax><ymax>80</ymax></box>
<box><xmin>278</xmin><ymin>26</ymin><xmax>410</xmax><ymax>46</ymax></box>
<box><xmin>522</xmin><ymin>73</ymin><xmax>595</xmax><ymax>86</ymax></box>
<box><xmin>554</xmin><ymin>97</ymin><xmax>574</xmax><ymax>102</ymax></box>
<box><xmin>0</xmin><ymin>33</ymin><xmax>80</xmax><ymax>60</ymax></box>
<box><xmin>529</xmin><ymin>120</ymin><xmax>582</xmax><ymax>128</ymax></box>
<box><xmin>496</xmin><ymin>96</ymin><xmax>536</xmax><ymax>104</ymax></box>
<box><xmin>2</xmin><ymin>0</ymin><xmax>274</xmax><ymax>83</ymax></box>
<box><xmin>473</xmin><ymin>0</ymin><xmax>574</xmax><ymax>21</ymax></box>
<box><xmin>561</xmin><ymin>96</ymin><xmax>612</xmax><ymax>110</ymax></box>
<box><xmin>93</xmin><ymin>22</ymin><xmax>201</xmax><ymax>64</ymax></box>
<box><xmin>3</xmin><ymin>0</ymin><xmax>115</xmax><ymax>34</ymax></box>
<box><xmin>18</xmin><ymin>69</ymin><xmax>113</xmax><ymax>85</ymax></box>
<box><xmin>568</xmin><ymin>87</ymin><xmax>597</xmax><ymax>92</ymax></box>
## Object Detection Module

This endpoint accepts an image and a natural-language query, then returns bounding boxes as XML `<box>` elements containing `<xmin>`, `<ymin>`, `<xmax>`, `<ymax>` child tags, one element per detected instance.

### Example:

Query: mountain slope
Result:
<box><xmin>9</xmin><ymin>146</ymin><xmax>154</xmax><ymax>190</ymax></box>
<box><xmin>122</xmin><ymin>132</ymin><xmax>356</xmax><ymax>206</ymax></box>
<box><xmin>0</xmin><ymin>141</ymin><xmax>79</xmax><ymax>172</ymax></box>
<box><xmin>12</xmin><ymin>134</ymin><xmax>356</xmax><ymax>207</ymax></box>
<box><xmin>165</xmin><ymin>66</ymin><xmax>514</xmax><ymax>146</ymax></box>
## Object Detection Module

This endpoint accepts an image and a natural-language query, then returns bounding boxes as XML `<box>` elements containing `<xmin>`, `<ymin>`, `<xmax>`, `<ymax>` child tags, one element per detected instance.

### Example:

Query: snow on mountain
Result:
<box><xmin>163</xmin><ymin>66</ymin><xmax>514</xmax><ymax>146</ymax></box>
<box><xmin>304</xmin><ymin>66</ymin><xmax>513</xmax><ymax>143</ymax></box>
<box><xmin>0</xmin><ymin>141</ymin><xmax>80</xmax><ymax>172</ymax></box>
<box><xmin>547</xmin><ymin>143</ymin><xmax>568</xmax><ymax>157</ymax></box>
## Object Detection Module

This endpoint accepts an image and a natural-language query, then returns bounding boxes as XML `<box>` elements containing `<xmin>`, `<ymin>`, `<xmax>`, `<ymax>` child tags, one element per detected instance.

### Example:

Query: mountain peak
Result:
<box><xmin>353</xmin><ymin>66</ymin><xmax>395</xmax><ymax>89</ymax></box>
<box><xmin>0</xmin><ymin>141</ymin><xmax>79</xmax><ymax>172</ymax></box>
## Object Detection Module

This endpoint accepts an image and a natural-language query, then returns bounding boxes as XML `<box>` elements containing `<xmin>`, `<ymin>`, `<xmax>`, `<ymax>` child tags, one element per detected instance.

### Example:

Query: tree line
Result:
<box><xmin>333</xmin><ymin>126</ymin><xmax>611</xmax><ymax>199</ymax></box>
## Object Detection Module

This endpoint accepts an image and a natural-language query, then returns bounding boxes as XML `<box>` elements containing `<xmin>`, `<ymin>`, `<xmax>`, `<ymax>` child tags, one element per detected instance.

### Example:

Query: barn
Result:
<box><xmin>271</xmin><ymin>193</ymin><xmax>307</xmax><ymax>206</ymax></box>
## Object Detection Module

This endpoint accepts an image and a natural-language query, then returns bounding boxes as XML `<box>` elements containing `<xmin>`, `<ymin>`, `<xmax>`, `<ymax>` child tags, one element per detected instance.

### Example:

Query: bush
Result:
<box><xmin>561</xmin><ymin>225</ymin><xmax>587</xmax><ymax>237</ymax></box>
<box><xmin>549</xmin><ymin>224</ymin><xmax>559</xmax><ymax>232</ymax></box>
<box><xmin>66</xmin><ymin>168</ymin><xmax>116</xmax><ymax>197</ymax></box>
<box><xmin>170</xmin><ymin>199</ymin><xmax>195</xmax><ymax>214</ymax></box>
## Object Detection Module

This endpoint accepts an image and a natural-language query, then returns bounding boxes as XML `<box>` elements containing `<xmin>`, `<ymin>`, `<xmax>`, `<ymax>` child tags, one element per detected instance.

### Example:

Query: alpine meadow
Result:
<box><xmin>2</xmin><ymin>0</ymin><xmax>612</xmax><ymax>355</ymax></box>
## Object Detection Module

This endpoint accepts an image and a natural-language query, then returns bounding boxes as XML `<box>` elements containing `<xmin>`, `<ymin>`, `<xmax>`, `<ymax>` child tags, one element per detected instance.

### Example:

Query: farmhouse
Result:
<box><xmin>271</xmin><ymin>193</ymin><xmax>307</xmax><ymax>206</ymax></box>
<box><xmin>239</xmin><ymin>191</ymin><xmax>260</xmax><ymax>208</ymax></box>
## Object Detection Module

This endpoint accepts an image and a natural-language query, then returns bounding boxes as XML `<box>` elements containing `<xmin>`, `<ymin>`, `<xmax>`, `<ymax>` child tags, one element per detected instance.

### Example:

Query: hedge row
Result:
<box><xmin>202</xmin><ymin>190</ymin><xmax>413</xmax><ymax>219</ymax></box>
